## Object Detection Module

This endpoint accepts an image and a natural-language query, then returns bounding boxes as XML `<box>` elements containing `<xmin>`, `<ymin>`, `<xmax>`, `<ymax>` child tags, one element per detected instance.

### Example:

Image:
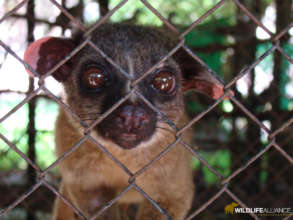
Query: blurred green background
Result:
<box><xmin>0</xmin><ymin>0</ymin><xmax>292</xmax><ymax>219</ymax></box>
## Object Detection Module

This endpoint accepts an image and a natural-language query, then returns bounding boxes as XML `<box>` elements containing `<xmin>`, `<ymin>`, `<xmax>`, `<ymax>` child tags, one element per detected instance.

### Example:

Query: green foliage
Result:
<box><xmin>256</xmin><ymin>41</ymin><xmax>293</xmax><ymax>110</ymax></box>
<box><xmin>0</xmin><ymin>137</ymin><xmax>28</xmax><ymax>170</ymax></box>
<box><xmin>110</xmin><ymin>0</ymin><xmax>236</xmax><ymax>27</ymax></box>
<box><xmin>280</xmin><ymin>42</ymin><xmax>293</xmax><ymax>110</ymax></box>
<box><xmin>35</xmin><ymin>98</ymin><xmax>59</xmax><ymax>131</ymax></box>
<box><xmin>185</xmin><ymin>94</ymin><xmax>206</xmax><ymax>113</ymax></box>
<box><xmin>36</xmin><ymin>131</ymin><xmax>56</xmax><ymax>170</ymax></box>
<box><xmin>259</xmin><ymin>170</ymin><xmax>268</xmax><ymax>184</ymax></box>
<box><xmin>192</xmin><ymin>150</ymin><xmax>231</xmax><ymax>185</ymax></box>
<box><xmin>0</xmin><ymin>97</ymin><xmax>58</xmax><ymax>170</ymax></box>
<box><xmin>109</xmin><ymin>0</ymin><xmax>163</xmax><ymax>26</ymax></box>
<box><xmin>0</xmin><ymin>208</ymin><xmax>26</xmax><ymax>220</ymax></box>
<box><xmin>259</xmin><ymin>152</ymin><xmax>269</xmax><ymax>184</ymax></box>
<box><xmin>0</xmin><ymin>97</ymin><xmax>29</xmax><ymax>170</ymax></box>
<box><xmin>35</xmin><ymin>98</ymin><xmax>58</xmax><ymax>169</ymax></box>
<box><xmin>185</xmin><ymin>17</ymin><xmax>233</xmax><ymax>76</ymax></box>
<box><xmin>221</xmin><ymin>100</ymin><xmax>234</xmax><ymax>113</ymax></box>
<box><xmin>256</xmin><ymin>42</ymin><xmax>274</xmax><ymax>72</ymax></box>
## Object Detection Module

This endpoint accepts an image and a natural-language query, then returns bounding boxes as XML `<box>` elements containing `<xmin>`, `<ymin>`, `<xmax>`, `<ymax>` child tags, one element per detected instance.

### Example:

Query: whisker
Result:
<box><xmin>78</xmin><ymin>117</ymin><xmax>101</xmax><ymax>121</ymax></box>
<box><xmin>155</xmin><ymin>126</ymin><xmax>175</xmax><ymax>134</ymax></box>
<box><xmin>78</xmin><ymin>113</ymin><xmax>102</xmax><ymax>117</ymax></box>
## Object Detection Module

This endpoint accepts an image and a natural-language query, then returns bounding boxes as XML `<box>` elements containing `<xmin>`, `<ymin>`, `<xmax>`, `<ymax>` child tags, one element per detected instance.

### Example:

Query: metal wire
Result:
<box><xmin>0</xmin><ymin>0</ymin><xmax>292</xmax><ymax>220</ymax></box>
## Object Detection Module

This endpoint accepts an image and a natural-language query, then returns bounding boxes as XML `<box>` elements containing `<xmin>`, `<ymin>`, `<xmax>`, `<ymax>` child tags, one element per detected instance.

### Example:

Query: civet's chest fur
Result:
<box><xmin>56</xmin><ymin>109</ymin><xmax>193</xmax><ymax>205</ymax></box>
<box><xmin>24</xmin><ymin>24</ymin><xmax>225</xmax><ymax>220</ymax></box>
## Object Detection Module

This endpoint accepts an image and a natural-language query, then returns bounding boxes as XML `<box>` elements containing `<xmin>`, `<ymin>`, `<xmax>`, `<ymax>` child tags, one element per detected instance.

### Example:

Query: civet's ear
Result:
<box><xmin>24</xmin><ymin>37</ymin><xmax>75</xmax><ymax>82</ymax></box>
<box><xmin>174</xmin><ymin>49</ymin><xmax>229</xmax><ymax>100</ymax></box>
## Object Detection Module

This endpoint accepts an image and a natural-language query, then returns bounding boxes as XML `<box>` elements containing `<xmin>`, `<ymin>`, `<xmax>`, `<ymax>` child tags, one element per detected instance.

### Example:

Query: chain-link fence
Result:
<box><xmin>0</xmin><ymin>0</ymin><xmax>293</xmax><ymax>219</ymax></box>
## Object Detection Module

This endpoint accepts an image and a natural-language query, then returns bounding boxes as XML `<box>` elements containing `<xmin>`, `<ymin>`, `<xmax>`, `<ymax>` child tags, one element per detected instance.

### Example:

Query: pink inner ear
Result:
<box><xmin>183</xmin><ymin>80</ymin><xmax>230</xmax><ymax>100</ymax></box>
<box><xmin>24</xmin><ymin>37</ymin><xmax>53</xmax><ymax>77</ymax></box>
<box><xmin>24</xmin><ymin>37</ymin><xmax>75</xmax><ymax>81</ymax></box>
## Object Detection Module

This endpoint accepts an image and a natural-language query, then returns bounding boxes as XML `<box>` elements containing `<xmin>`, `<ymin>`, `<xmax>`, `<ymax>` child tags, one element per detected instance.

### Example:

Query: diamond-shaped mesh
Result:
<box><xmin>0</xmin><ymin>0</ymin><xmax>293</xmax><ymax>220</ymax></box>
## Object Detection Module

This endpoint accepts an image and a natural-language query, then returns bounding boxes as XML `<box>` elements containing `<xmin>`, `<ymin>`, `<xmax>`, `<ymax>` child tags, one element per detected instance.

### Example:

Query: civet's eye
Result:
<box><xmin>83</xmin><ymin>67</ymin><xmax>108</xmax><ymax>90</ymax></box>
<box><xmin>152</xmin><ymin>71</ymin><xmax>176</xmax><ymax>94</ymax></box>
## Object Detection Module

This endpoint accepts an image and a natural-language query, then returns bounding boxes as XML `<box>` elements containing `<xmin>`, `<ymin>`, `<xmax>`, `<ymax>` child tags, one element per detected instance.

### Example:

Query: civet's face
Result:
<box><xmin>64</xmin><ymin>25</ymin><xmax>185</xmax><ymax>149</ymax></box>
<box><xmin>24</xmin><ymin>24</ymin><xmax>225</xmax><ymax>150</ymax></box>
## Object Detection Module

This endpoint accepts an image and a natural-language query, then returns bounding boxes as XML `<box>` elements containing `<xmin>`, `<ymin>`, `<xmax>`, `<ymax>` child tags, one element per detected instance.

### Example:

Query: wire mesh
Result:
<box><xmin>0</xmin><ymin>0</ymin><xmax>293</xmax><ymax>220</ymax></box>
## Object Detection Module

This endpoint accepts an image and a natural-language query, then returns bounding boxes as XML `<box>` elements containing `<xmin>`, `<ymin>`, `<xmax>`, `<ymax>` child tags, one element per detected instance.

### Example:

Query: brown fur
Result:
<box><xmin>50</xmin><ymin>25</ymin><xmax>195</xmax><ymax>220</ymax></box>
<box><xmin>53</xmin><ymin>107</ymin><xmax>194</xmax><ymax>220</ymax></box>
<box><xmin>24</xmin><ymin>23</ymin><xmax>226</xmax><ymax>220</ymax></box>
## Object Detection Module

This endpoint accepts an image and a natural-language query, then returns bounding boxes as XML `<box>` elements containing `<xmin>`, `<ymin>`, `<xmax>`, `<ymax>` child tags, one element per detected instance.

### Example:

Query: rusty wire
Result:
<box><xmin>0</xmin><ymin>0</ymin><xmax>292</xmax><ymax>219</ymax></box>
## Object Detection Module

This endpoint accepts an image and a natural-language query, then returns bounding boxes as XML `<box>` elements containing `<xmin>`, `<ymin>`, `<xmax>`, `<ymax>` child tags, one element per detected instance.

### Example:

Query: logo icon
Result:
<box><xmin>225</xmin><ymin>202</ymin><xmax>239</xmax><ymax>214</ymax></box>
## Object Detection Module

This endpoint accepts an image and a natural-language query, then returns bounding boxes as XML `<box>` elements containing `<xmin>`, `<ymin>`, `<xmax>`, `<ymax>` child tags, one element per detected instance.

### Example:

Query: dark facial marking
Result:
<box><xmin>96</xmin><ymin>102</ymin><xmax>157</xmax><ymax>150</ymax></box>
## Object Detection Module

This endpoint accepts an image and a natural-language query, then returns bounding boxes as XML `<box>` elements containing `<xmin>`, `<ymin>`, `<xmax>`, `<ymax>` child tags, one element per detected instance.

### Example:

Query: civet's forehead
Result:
<box><xmin>89</xmin><ymin>23</ymin><xmax>174</xmax><ymax>51</ymax></box>
<box><xmin>77</xmin><ymin>24</ymin><xmax>179</xmax><ymax>80</ymax></box>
